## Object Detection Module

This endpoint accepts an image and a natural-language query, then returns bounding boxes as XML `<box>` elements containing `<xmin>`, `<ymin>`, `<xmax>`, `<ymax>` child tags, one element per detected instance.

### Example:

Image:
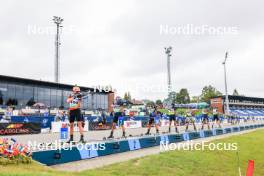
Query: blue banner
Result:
<box><xmin>10</xmin><ymin>116</ymin><xmax>54</xmax><ymax>129</ymax></box>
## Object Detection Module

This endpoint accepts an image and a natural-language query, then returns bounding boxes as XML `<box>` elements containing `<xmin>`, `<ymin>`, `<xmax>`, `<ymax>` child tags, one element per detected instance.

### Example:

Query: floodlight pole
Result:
<box><xmin>165</xmin><ymin>46</ymin><xmax>172</xmax><ymax>98</ymax></box>
<box><xmin>223</xmin><ymin>51</ymin><xmax>230</xmax><ymax>115</ymax></box>
<box><xmin>53</xmin><ymin>16</ymin><xmax>63</xmax><ymax>83</ymax></box>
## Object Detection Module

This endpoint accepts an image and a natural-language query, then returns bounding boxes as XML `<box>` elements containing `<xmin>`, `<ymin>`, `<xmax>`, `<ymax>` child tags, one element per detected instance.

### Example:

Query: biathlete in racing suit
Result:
<box><xmin>168</xmin><ymin>109</ymin><xmax>179</xmax><ymax>133</ymax></box>
<box><xmin>66</xmin><ymin>85</ymin><xmax>85</xmax><ymax>143</ymax></box>
<box><xmin>145</xmin><ymin>109</ymin><xmax>160</xmax><ymax>135</ymax></box>
<box><xmin>185</xmin><ymin>109</ymin><xmax>197</xmax><ymax>132</ymax></box>
<box><xmin>212</xmin><ymin>108</ymin><xmax>221</xmax><ymax>129</ymax></box>
<box><xmin>108</xmin><ymin>106</ymin><xmax>126</xmax><ymax>139</ymax></box>
<box><xmin>201</xmin><ymin>109</ymin><xmax>210</xmax><ymax>130</ymax></box>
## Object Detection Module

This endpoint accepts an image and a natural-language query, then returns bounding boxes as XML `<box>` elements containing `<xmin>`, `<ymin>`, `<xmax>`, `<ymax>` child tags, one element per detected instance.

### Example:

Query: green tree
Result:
<box><xmin>146</xmin><ymin>101</ymin><xmax>155</xmax><ymax>107</ymax></box>
<box><xmin>155</xmin><ymin>99</ymin><xmax>163</xmax><ymax>106</ymax></box>
<box><xmin>169</xmin><ymin>91</ymin><xmax>177</xmax><ymax>103</ymax></box>
<box><xmin>175</xmin><ymin>88</ymin><xmax>190</xmax><ymax>104</ymax></box>
<box><xmin>191</xmin><ymin>96</ymin><xmax>200</xmax><ymax>103</ymax></box>
<box><xmin>200</xmin><ymin>85</ymin><xmax>222</xmax><ymax>103</ymax></box>
<box><xmin>163</xmin><ymin>91</ymin><xmax>177</xmax><ymax>106</ymax></box>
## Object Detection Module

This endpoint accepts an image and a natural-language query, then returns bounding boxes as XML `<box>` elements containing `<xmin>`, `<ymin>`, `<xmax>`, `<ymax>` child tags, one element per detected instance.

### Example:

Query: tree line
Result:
<box><xmin>145</xmin><ymin>86</ymin><xmax>241</xmax><ymax>107</ymax></box>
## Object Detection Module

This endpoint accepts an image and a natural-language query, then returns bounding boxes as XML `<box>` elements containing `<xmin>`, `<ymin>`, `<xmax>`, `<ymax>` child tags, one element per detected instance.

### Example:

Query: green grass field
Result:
<box><xmin>1</xmin><ymin>129</ymin><xmax>264</xmax><ymax>176</ymax></box>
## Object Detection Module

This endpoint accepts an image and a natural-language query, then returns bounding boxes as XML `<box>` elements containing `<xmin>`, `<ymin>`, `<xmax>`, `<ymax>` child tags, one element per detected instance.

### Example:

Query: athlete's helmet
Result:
<box><xmin>73</xmin><ymin>85</ymin><xmax>80</xmax><ymax>92</ymax></box>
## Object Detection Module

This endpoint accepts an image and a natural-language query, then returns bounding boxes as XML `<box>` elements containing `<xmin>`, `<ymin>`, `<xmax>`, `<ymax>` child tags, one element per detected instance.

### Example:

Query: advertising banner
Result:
<box><xmin>51</xmin><ymin>121</ymin><xmax>89</xmax><ymax>133</ymax></box>
<box><xmin>161</xmin><ymin>120</ymin><xmax>175</xmax><ymax>127</ymax></box>
<box><xmin>0</xmin><ymin>122</ymin><xmax>41</xmax><ymax>135</ymax></box>
<box><xmin>123</xmin><ymin>121</ymin><xmax>142</xmax><ymax>129</ymax></box>
<box><xmin>88</xmin><ymin>122</ymin><xmax>112</xmax><ymax>131</ymax></box>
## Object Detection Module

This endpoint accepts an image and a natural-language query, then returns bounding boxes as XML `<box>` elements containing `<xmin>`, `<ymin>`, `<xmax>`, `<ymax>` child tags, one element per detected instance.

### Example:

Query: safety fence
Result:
<box><xmin>5</xmin><ymin>116</ymin><xmax>264</xmax><ymax>132</ymax></box>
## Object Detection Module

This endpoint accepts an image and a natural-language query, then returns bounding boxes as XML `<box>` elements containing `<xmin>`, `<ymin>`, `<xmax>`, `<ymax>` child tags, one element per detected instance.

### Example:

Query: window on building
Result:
<box><xmin>23</xmin><ymin>86</ymin><xmax>34</xmax><ymax>106</ymax></box>
<box><xmin>15</xmin><ymin>84</ymin><xmax>24</xmax><ymax>106</ymax></box>
<box><xmin>0</xmin><ymin>82</ymin><xmax>7</xmax><ymax>105</ymax></box>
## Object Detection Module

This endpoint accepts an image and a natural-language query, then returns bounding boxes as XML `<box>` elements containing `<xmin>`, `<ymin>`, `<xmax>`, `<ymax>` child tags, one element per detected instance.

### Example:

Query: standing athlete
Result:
<box><xmin>168</xmin><ymin>109</ymin><xmax>179</xmax><ymax>133</ymax></box>
<box><xmin>145</xmin><ymin>109</ymin><xmax>160</xmax><ymax>135</ymax></box>
<box><xmin>201</xmin><ymin>109</ymin><xmax>210</xmax><ymax>130</ymax></box>
<box><xmin>108</xmin><ymin>106</ymin><xmax>126</xmax><ymax>139</ymax></box>
<box><xmin>66</xmin><ymin>85</ymin><xmax>85</xmax><ymax>143</ymax></box>
<box><xmin>185</xmin><ymin>109</ymin><xmax>197</xmax><ymax>132</ymax></box>
<box><xmin>212</xmin><ymin>108</ymin><xmax>221</xmax><ymax>128</ymax></box>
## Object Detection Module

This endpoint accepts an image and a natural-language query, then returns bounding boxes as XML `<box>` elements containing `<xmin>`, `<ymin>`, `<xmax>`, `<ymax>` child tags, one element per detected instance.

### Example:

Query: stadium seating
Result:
<box><xmin>230</xmin><ymin>108</ymin><xmax>264</xmax><ymax>117</ymax></box>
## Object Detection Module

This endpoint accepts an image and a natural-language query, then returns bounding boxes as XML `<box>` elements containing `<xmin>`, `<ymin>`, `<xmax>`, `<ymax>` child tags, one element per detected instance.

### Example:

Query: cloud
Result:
<box><xmin>0</xmin><ymin>0</ymin><xmax>263</xmax><ymax>100</ymax></box>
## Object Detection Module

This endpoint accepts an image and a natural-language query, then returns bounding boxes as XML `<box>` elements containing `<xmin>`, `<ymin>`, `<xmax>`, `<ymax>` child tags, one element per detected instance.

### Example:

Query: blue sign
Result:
<box><xmin>60</xmin><ymin>128</ymin><xmax>68</xmax><ymax>140</ymax></box>
<box><xmin>199</xmin><ymin>130</ymin><xmax>205</xmax><ymax>138</ymax></box>
<box><xmin>160</xmin><ymin>135</ymin><xmax>169</xmax><ymax>144</ymax></box>
<box><xmin>128</xmin><ymin>139</ymin><xmax>141</xmax><ymax>150</ymax></box>
<box><xmin>212</xmin><ymin>129</ymin><xmax>216</xmax><ymax>136</ymax></box>
<box><xmin>183</xmin><ymin>133</ymin><xmax>190</xmax><ymax>141</ymax></box>
<box><xmin>78</xmin><ymin>144</ymin><xmax>99</xmax><ymax>159</ymax></box>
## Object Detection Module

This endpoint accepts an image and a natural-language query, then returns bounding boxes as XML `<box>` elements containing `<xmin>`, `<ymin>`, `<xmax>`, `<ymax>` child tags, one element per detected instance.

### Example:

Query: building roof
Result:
<box><xmin>0</xmin><ymin>75</ymin><xmax>112</xmax><ymax>94</ymax></box>
<box><xmin>131</xmin><ymin>99</ymin><xmax>144</xmax><ymax>105</ymax></box>
<box><xmin>213</xmin><ymin>95</ymin><xmax>264</xmax><ymax>102</ymax></box>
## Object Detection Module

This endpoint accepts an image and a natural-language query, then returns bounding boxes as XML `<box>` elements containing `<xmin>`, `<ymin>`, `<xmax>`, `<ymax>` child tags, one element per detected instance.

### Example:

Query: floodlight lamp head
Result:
<box><xmin>53</xmin><ymin>16</ymin><xmax>63</xmax><ymax>24</ymax></box>
<box><xmin>165</xmin><ymin>46</ymin><xmax>172</xmax><ymax>54</ymax></box>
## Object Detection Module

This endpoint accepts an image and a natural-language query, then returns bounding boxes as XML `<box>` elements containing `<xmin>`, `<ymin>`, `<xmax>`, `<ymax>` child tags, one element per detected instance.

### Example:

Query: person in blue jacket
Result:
<box><xmin>145</xmin><ymin>109</ymin><xmax>160</xmax><ymax>135</ymax></box>
<box><xmin>168</xmin><ymin>108</ymin><xmax>179</xmax><ymax>133</ymax></box>
<box><xmin>108</xmin><ymin>106</ymin><xmax>126</xmax><ymax>138</ymax></box>
<box><xmin>201</xmin><ymin>109</ymin><xmax>210</xmax><ymax>130</ymax></box>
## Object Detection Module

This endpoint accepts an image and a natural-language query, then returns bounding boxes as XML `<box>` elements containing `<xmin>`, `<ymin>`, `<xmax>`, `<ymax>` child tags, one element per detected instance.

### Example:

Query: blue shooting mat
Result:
<box><xmin>128</xmin><ymin>139</ymin><xmax>141</xmax><ymax>150</ymax></box>
<box><xmin>78</xmin><ymin>143</ymin><xmax>99</xmax><ymax>159</ymax></box>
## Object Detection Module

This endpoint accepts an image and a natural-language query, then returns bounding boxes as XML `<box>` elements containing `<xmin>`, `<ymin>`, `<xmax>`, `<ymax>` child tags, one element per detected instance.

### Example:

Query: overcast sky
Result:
<box><xmin>0</xmin><ymin>0</ymin><xmax>263</xmax><ymax>100</ymax></box>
